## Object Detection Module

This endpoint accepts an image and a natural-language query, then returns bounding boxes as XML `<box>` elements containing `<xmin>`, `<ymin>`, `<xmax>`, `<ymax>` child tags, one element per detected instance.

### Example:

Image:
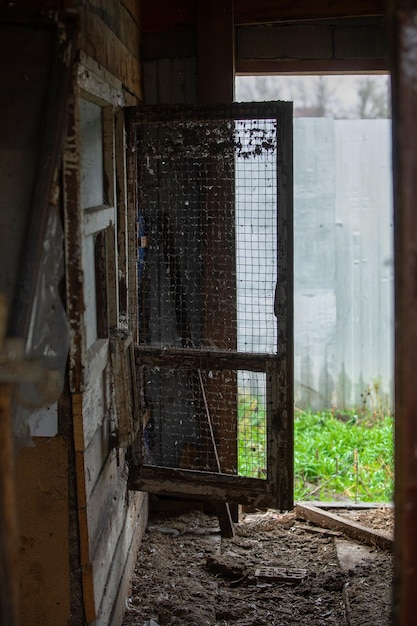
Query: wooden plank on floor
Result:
<box><xmin>305</xmin><ymin>501</ymin><xmax>393</xmax><ymax>510</ymax></box>
<box><xmin>295</xmin><ymin>502</ymin><xmax>393</xmax><ymax>552</ymax></box>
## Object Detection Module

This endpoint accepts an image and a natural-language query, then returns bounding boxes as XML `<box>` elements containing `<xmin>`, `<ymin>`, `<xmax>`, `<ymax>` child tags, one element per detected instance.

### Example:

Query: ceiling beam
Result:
<box><xmin>140</xmin><ymin>0</ymin><xmax>385</xmax><ymax>32</ymax></box>
<box><xmin>236</xmin><ymin>58</ymin><xmax>388</xmax><ymax>74</ymax></box>
<box><xmin>197</xmin><ymin>0</ymin><xmax>234</xmax><ymax>102</ymax></box>
<box><xmin>234</xmin><ymin>0</ymin><xmax>386</xmax><ymax>25</ymax></box>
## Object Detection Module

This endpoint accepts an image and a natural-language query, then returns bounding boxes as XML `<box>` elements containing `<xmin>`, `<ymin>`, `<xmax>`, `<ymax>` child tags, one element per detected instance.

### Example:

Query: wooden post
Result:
<box><xmin>197</xmin><ymin>0</ymin><xmax>235</xmax><ymax>103</ymax></box>
<box><xmin>390</xmin><ymin>1</ymin><xmax>417</xmax><ymax>624</ymax></box>
<box><xmin>197</xmin><ymin>1</ymin><xmax>238</xmax><ymax>530</ymax></box>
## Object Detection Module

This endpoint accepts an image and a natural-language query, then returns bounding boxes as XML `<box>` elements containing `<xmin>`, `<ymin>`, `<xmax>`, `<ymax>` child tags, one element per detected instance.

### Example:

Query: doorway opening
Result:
<box><xmin>235</xmin><ymin>74</ymin><xmax>394</xmax><ymax>503</ymax></box>
<box><xmin>127</xmin><ymin>102</ymin><xmax>293</xmax><ymax>510</ymax></box>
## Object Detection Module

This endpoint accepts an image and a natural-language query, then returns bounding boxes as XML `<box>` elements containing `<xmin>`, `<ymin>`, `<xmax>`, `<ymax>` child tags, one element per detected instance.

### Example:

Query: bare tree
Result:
<box><xmin>355</xmin><ymin>76</ymin><xmax>391</xmax><ymax>118</ymax></box>
<box><xmin>292</xmin><ymin>76</ymin><xmax>340</xmax><ymax>117</ymax></box>
<box><xmin>236</xmin><ymin>75</ymin><xmax>391</xmax><ymax>119</ymax></box>
<box><xmin>236</xmin><ymin>76</ymin><xmax>342</xmax><ymax>116</ymax></box>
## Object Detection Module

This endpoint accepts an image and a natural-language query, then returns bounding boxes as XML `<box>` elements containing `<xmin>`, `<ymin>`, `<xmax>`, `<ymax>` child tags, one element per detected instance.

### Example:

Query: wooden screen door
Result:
<box><xmin>126</xmin><ymin>102</ymin><xmax>293</xmax><ymax>509</ymax></box>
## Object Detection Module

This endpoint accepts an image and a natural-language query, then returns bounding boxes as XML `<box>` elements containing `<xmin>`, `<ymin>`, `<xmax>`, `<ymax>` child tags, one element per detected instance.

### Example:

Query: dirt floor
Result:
<box><xmin>122</xmin><ymin>503</ymin><xmax>393</xmax><ymax>626</ymax></box>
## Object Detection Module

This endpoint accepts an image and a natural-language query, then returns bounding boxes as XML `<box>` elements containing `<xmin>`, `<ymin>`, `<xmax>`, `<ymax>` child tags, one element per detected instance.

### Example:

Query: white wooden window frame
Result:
<box><xmin>77</xmin><ymin>55</ymin><xmax>123</xmax><ymax>385</ymax></box>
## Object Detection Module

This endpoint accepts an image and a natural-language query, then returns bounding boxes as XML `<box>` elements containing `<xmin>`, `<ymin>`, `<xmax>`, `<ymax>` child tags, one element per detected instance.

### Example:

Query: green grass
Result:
<box><xmin>238</xmin><ymin>397</ymin><xmax>394</xmax><ymax>502</ymax></box>
<box><xmin>238</xmin><ymin>390</ymin><xmax>267</xmax><ymax>479</ymax></box>
<box><xmin>294</xmin><ymin>409</ymin><xmax>394</xmax><ymax>502</ymax></box>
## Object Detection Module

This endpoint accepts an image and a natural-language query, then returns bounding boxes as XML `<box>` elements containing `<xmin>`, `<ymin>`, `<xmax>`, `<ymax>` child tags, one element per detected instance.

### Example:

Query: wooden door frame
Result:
<box><xmin>390</xmin><ymin>2</ymin><xmax>417</xmax><ymax>624</ymax></box>
<box><xmin>126</xmin><ymin>101</ymin><xmax>293</xmax><ymax>510</ymax></box>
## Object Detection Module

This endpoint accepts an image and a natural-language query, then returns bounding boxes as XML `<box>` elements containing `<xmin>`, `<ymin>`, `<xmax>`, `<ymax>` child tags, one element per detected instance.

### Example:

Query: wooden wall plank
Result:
<box><xmin>90</xmin><ymin>464</ymin><xmax>131</xmax><ymax>611</ymax></box>
<box><xmin>184</xmin><ymin>57</ymin><xmax>198</xmax><ymax>103</ymax></box>
<box><xmin>78</xmin><ymin>7</ymin><xmax>141</xmax><ymax>99</ymax></box>
<box><xmin>236</xmin><ymin>19</ymin><xmax>388</xmax><ymax>74</ymax></box>
<box><xmin>82</xmin><ymin>430</ymin><xmax>148</xmax><ymax>623</ymax></box>
<box><xmin>16</xmin><ymin>438</ymin><xmax>71</xmax><ymax>626</ymax></box>
<box><xmin>78</xmin><ymin>53</ymin><xmax>125</xmax><ymax>107</ymax></box>
<box><xmin>84</xmin><ymin>420</ymin><xmax>111</xmax><ymax>504</ymax></box>
<box><xmin>142</xmin><ymin>27</ymin><xmax>196</xmax><ymax>59</ymax></box>
<box><xmin>143</xmin><ymin>55</ymin><xmax>199</xmax><ymax>104</ymax></box>
<box><xmin>64</xmin><ymin>86</ymin><xmax>87</xmax><ymax>393</ymax></box>
<box><xmin>171</xmin><ymin>57</ymin><xmax>188</xmax><ymax>102</ymax></box>
<box><xmin>75</xmin><ymin>0</ymin><xmax>140</xmax><ymax>57</ymax></box>
<box><xmin>95</xmin><ymin>492</ymin><xmax>148</xmax><ymax>626</ymax></box>
<box><xmin>157</xmin><ymin>58</ymin><xmax>172</xmax><ymax>103</ymax></box>
<box><xmin>197</xmin><ymin>0</ymin><xmax>234</xmax><ymax>103</ymax></box>
<box><xmin>62</xmin><ymin>9</ymin><xmax>145</xmax><ymax>624</ymax></box>
<box><xmin>72</xmin><ymin>393</ymin><xmax>97</xmax><ymax>622</ymax></box>
<box><xmin>143</xmin><ymin>59</ymin><xmax>158</xmax><ymax>104</ymax></box>
<box><xmin>122</xmin><ymin>0</ymin><xmax>141</xmax><ymax>25</ymax></box>
<box><xmin>85</xmin><ymin>450</ymin><xmax>123</xmax><ymax>556</ymax></box>
<box><xmin>81</xmin><ymin>376</ymin><xmax>107</xmax><ymax>450</ymax></box>
<box><xmin>237</xmin><ymin>23</ymin><xmax>332</xmax><ymax>61</ymax></box>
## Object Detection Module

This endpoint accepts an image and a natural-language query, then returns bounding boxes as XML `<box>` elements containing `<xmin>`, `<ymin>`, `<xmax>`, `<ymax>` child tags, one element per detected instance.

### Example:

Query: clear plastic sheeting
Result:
<box><xmin>14</xmin><ymin>204</ymin><xmax>69</xmax><ymax>440</ymax></box>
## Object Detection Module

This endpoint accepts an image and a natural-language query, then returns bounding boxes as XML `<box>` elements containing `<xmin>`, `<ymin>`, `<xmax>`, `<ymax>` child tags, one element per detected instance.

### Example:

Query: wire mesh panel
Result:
<box><xmin>126</xmin><ymin>103</ymin><xmax>293</xmax><ymax>508</ymax></box>
<box><xmin>141</xmin><ymin>366</ymin><xmax>269</xmax><ymax>479</ymax></box>
<box><xmin>236</xmin><ymin>119</ymin><xmax>278</xmax><ymax>354</ymax></box>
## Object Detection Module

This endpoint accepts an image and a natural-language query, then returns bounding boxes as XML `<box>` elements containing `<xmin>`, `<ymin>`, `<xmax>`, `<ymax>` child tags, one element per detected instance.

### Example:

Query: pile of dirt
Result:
<box><xmin>122</xmin><ymin>506</ymin><xmax>393</xmax><ymax>626</ymax></box>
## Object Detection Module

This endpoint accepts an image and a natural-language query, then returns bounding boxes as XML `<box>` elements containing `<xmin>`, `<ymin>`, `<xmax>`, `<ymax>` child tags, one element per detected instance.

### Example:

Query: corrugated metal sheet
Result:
<box><xmin>294</xmin><ymin>118</ymin><xmax>393</xmax><ymax>411</ymax></box>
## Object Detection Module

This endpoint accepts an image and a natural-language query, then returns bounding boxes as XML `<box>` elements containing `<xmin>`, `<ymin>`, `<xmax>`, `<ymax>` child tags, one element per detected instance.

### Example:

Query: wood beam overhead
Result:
<box><xmin>234</xmin><ymin>0</ymin><xmax>386</xmax><ymax>24</ymax></box>
<box><xmin>197</xmin><ymin>0</ymin><xmax>234</xmax><ymax>102</ymax></box>
<box><xmin>140</xmin><ymin>0</ymin><xmax>385</xmax><ymax>32</ymax></box>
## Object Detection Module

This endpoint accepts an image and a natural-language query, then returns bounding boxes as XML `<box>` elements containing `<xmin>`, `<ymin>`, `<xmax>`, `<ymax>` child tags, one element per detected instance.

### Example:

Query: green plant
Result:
<box><xmin>238</xmin><ymin>389</ymin><xmax>267</xmax><ymax>478</ymax></box>
<box><xmin>237</xmin><ymin>393</ymin><xmax>394</xmax><ymax>503</ymax></box>
<box><xmin>294</xmin><ymin>409</ymin><xmax>394</xmax><ymax>502</ymax></box>
<box><xmin>361</xmin><ymin>377</ymin><xmax>392</xmax><ymax>422</ymax></box>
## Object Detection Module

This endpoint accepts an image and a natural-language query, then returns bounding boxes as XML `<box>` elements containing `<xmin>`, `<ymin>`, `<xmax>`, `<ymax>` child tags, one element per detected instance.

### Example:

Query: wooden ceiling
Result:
<box><xmin>141</xmin><ymin>0</ymin><xmax>386</xmax><ymax>31</ymax></box>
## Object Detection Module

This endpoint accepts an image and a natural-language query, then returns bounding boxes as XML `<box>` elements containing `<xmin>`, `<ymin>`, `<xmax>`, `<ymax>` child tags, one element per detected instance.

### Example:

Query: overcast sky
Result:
<box><xmin>236</xmin><ymin>74</ymin><xmax>391</xmax><ymax>118</ymax></box>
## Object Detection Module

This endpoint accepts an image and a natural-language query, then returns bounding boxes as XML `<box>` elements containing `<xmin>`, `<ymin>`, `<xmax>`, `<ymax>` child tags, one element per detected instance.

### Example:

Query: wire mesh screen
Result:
<box><xmin>141</xmin><ymin>366</ymin><xmax>268</xmax><ymax>478</ymax></box>
<box><xmin>137</xmin><ymin>121</ymin><xmax>237</xmax><ymax>351</ymax></box>
<box><xmin>131</xmin><ymin>104</ymin><xmax>288</xmax><ymax>481</ymax></box>
<box><xmin>236</xmin><ymin>120</ymin><xmax>277</xmax><ymax>353</ymax></box>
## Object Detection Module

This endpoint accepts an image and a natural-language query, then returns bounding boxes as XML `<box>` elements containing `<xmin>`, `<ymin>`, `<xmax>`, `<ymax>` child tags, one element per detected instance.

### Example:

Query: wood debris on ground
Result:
<box><xmin>123</xmin><ymin>504</ymin><xmax>393</xmax><ymax>626</ymax></box>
